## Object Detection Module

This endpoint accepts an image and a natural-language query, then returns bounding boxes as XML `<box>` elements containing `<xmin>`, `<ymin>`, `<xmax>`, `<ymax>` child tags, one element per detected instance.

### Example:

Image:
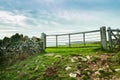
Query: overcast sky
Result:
<box><xmin>0</xmin><ymin>0</ymin><xmax>120</xmax><ymax>39</ymax></box>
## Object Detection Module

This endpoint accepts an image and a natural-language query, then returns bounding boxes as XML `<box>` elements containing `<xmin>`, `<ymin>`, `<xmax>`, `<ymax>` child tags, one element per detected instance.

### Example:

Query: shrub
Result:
<box><xmin>0</xmin><ymin>48</ymin><xmax>4</xmax><ymax>64</ymax></box>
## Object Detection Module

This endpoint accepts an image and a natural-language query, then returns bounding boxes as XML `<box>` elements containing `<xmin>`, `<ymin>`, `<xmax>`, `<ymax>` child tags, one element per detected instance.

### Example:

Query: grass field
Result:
<box><xmin>47</xmin><ymin>41</ymin><xmax>101</xmax><ymax>48</ymax></box>
<box><xmin>0</xmin><ymin>43</ymin><xmax>120</xmax><ymax>80</ymax></box>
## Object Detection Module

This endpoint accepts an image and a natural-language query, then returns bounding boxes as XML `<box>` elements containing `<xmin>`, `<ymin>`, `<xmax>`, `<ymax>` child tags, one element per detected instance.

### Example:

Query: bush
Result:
<box><xmin>0</xmin><ymin>48</ymin><xmax>4</xmax><ymax>64</ymax></box>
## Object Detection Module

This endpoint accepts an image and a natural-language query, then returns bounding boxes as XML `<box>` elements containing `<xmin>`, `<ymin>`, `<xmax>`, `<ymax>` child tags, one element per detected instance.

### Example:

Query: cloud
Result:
<box><xmin>0</xmin><ymin>10</ymin><xmax>27</xmax><ymax>26</ymax></box>
<box><xmin>55</xmin><ymin>10</ymin><xmax>97</xmax><ymax>21</ymax></box>
<box><xmin>42</xmin><ymin>0</ymin><xmax>57</xmax><ymax>3</ymax></box>
<box><xmin>0</xmin><ymin>0</ymin><xmax>120</xmax><ymax>39</ymax></box>
<box><xmin>73</xmin><ymin>0</ymin><xmax>110</xmax><ymax>3</ymax></box>
<box><xmin>26</xmin><ymin>9</ymin><xmax>120</xmax><ymax>34</ymax></box>
<box><xmin>0</xmin><ymin>10</ymin><xmax>33</xmax><ymax>38</ymax></box>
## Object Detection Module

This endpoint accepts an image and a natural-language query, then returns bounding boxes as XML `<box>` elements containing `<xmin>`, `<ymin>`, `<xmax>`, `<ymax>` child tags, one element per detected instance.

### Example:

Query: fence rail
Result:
<box><xmin>47</xmin><ymin>30</ymin><xmax>100</xmax><ymax>36</ymax></box>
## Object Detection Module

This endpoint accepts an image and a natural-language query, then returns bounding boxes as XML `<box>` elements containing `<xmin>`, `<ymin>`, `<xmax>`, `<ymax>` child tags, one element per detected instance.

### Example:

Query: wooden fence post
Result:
<box><xmin>100</xmin><ymin>26</ymin><xmax>107</xmax><ymax>50</ymax></box>
<box><xmin>41</xmin><ymin>33</ymin><xmax>46</xmax><ymax>49</ymax></box>
<box><xmin>107</xmin><ymin>27</ymin><xmax>113</xmax><ymax>51</ymax></box>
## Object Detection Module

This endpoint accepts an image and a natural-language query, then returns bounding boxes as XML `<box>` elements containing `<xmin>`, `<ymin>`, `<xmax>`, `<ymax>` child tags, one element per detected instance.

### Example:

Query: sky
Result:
<box><xmin>0</xmin><ymin>0</ymin><xmax>120</xmax><ymax>39</ymax></box>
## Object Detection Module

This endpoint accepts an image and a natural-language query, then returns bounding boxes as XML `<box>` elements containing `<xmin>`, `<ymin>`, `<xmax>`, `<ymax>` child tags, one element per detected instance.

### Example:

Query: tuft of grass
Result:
<box><xmin>114</xmin><ymin>52</ymin><xmax>120</xmax><ymax>64</ymax></box>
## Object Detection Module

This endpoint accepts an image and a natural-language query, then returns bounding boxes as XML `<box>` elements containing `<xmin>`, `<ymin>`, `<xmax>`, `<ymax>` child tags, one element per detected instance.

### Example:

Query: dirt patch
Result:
<box><xmin>44</xmin><ymin>66</ymin><xmax>57</xmax><ymax>77</ymax></box>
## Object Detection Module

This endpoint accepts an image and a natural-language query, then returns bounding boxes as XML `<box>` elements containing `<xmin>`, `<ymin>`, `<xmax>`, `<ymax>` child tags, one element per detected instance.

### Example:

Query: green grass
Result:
<box><xmin>0</xmin><ymin>52</ymin><xmax>79</xmax><ymax>80</ymax></box>
<box><xmin>0</xmin><ymin>43</ymin><xmax>120</xmax><ymax>80</ymax></box>
<box><xmin>46</xmin><ymin>47</ymin><xmax>104</xmax><ymax>56</ymax></box>
<box><xmin>49</xmin><ymin>42</ymin><xmax>101</xmax><ymax>48</ymax></box>
<box><xmin>46</xmin><ymin>42</ymin><xmax>103</xmax><ymax>56</ymax></box>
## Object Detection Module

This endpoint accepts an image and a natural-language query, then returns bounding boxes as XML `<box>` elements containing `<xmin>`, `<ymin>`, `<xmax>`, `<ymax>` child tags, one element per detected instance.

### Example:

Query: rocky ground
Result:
<box><xmin>1</xmin><ymin>52</ymin><xmax>120</xmax><ymax>80</ymax></box>
<box><xmin>43</xmin><ymin>53</ymin><xmax>120</xmax><ymax>80</ymax></box>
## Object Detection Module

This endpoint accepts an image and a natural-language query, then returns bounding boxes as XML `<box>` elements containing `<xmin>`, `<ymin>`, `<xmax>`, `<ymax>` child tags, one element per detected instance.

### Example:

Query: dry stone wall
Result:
<box><xmin>0</xmin><ymin>33</ymin><xmax>44</xmax><ymax>58</ymax></box>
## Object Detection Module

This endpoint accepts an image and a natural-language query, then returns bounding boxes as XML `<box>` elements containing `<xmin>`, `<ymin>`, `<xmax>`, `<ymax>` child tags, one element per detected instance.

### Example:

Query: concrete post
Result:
<box><xmin>56</xmin><ymin>35</ymin><xmax>58</xmax><ymax>47</ymax></box>
<box><xmin>100</xmin><ymin>26</ymin><xmax>107</xmax><ymax>50</ymax></box>
<box><xmin>41</xmin><ymin>33</ymin><xmax>46</xmax><ymax>49</ymax></box>
<box><xmin>68</xmin><ymin>34</ymin><xmax>71</xmax><ymax>47</ymax></box>
<box><xmin>83</xmin><ymin>32</ymin><xmax>86</xmax><ymax>47</ymax></box>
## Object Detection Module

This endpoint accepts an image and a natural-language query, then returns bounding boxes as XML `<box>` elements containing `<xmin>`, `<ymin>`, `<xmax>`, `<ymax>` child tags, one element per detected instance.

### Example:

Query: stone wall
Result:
<box><xmin>0</xmin><ymin>33</ymin><xmax>44</xmax><ymax>58</ymax></box>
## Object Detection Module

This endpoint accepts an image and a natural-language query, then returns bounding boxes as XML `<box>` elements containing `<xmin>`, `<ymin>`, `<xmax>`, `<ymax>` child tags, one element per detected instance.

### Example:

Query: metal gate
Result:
<box><xmin>46</xmin><ymin>30</ymin><xmax>101</xmax><ymax>48</ymax></box>
<box><xmin>108</xmin><ymin>27</ymin><xmax>120</xmax><ymax>50</ymax></box>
